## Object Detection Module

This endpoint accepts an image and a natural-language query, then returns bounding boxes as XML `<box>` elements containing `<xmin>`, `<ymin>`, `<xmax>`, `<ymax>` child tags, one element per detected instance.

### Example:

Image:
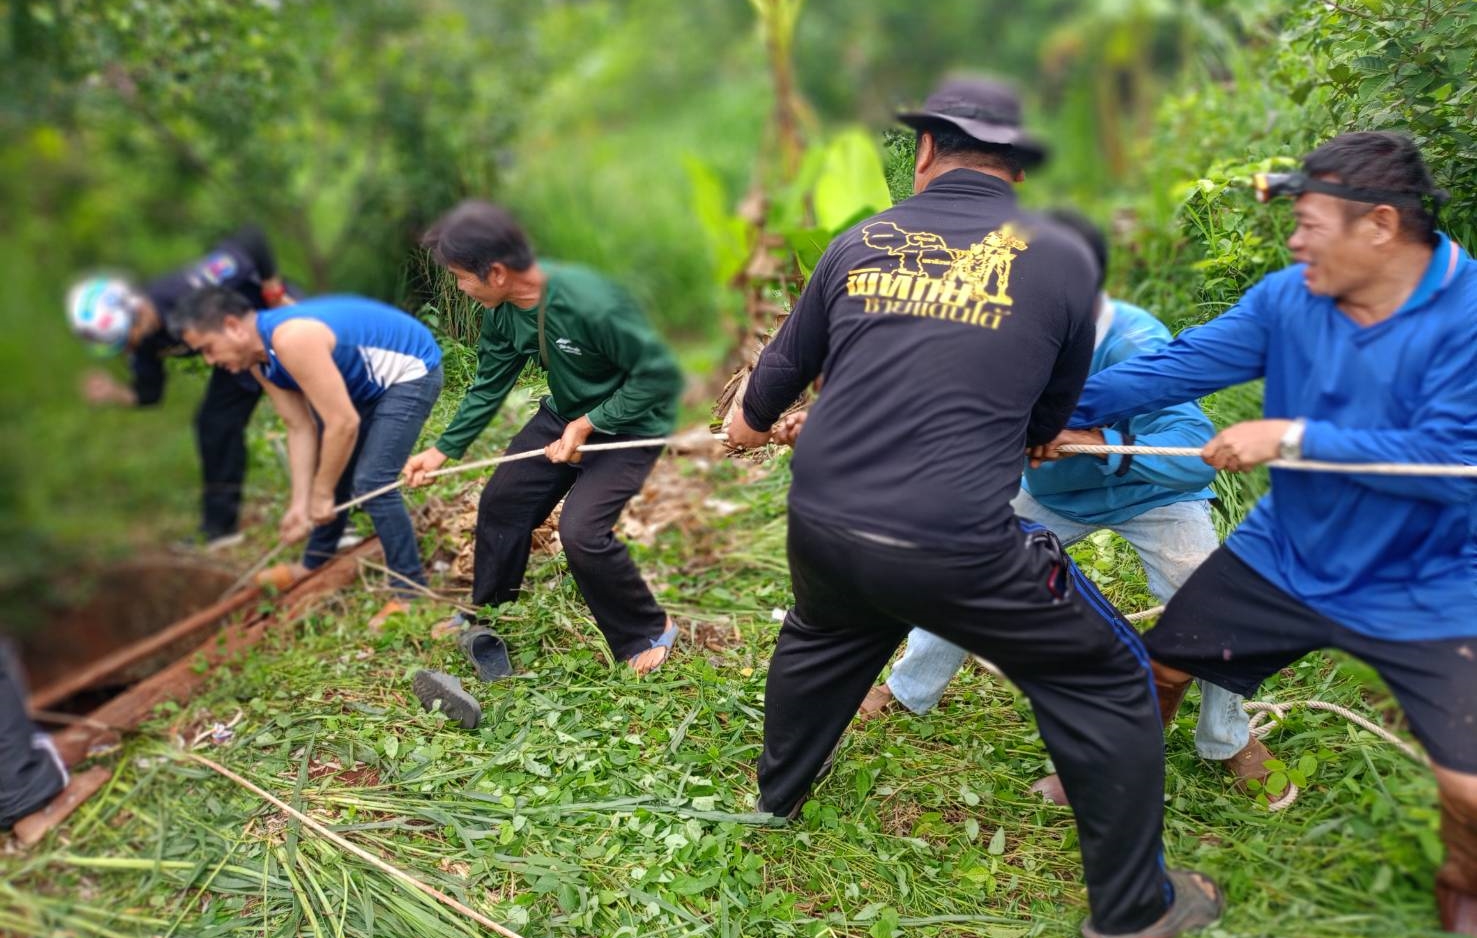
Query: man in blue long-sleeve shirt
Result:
<box><xmin>859</xmin><ymin>211</ymin><xmax>1269</xmax><ymax>802</ymax></box>
<box><xmin>1035</xmin><ymin>132</ymin><xmax>1477</xmax><ymax>934</ymax></box>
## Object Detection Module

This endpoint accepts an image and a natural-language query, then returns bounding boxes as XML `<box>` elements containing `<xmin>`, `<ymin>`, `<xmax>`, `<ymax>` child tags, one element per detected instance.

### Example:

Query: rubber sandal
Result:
<box><xmin>457</xmin><ymin>627</ymin><xmax>513</xmax><ymax>682</ymax></box>
<box><xmin>411</xmin><ymin>670</ymin><xmax>482</xmax><ymax>730</ymax></box>
<box><xmin>626</xmin><ymin>620</ymin><xmax>679</xmax><ymax>676</ymax></box>
<box><xmin>1080</xmin><ymin>869</ymin><xmax>1223</xmax><ymax>938</ymax></box>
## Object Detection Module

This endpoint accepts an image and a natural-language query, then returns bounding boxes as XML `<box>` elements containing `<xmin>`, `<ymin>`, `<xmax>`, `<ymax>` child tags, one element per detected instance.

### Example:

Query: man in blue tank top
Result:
<box><xmin>170</xmin><ymin>289</ymin><xmax>443</xmax><ymax>606</ymax></box>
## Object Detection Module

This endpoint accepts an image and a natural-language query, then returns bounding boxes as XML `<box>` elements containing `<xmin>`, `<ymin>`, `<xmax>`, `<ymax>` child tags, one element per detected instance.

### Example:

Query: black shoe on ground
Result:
<box><xmin>411</xmin><ymin>670</ymin><xmax>482</xmax><ymax>730</ymax></box>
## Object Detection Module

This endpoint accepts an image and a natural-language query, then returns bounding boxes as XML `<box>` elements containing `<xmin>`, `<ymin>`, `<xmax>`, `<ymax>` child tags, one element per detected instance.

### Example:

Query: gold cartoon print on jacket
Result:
<box><xmin>848</xmin><ymin>221</ymin><xmax>1030</xmax><ymax>329</ymax></box>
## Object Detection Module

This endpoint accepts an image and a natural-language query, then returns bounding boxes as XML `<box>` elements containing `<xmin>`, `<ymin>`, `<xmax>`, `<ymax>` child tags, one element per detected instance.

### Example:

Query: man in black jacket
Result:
<box><xmin>726</xmin><ymin>77</ymin><xmax>1220</xmax><ymax>937</ymax></box>
<box><xmin>67</xmin><ymin>227</ymin><xmax>296</xmax><ymax>547</ymax></box>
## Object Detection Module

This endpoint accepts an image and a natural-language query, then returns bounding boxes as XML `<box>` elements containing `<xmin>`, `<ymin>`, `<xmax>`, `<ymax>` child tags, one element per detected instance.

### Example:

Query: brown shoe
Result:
<box><xmin>857</xmin><ymin>684</ymin><xmax>897</xmax><ymax>720</ymax></box>
<box><xmin>1221</xmin><ymin>738</ymin><xmax>1274</xmax><ymax>793</ymax></box>
<box><xmin>1081</xmin><ymin>869</ymin><xmax>1223</xmax><ymax>938</ymax></box>
<box><xmin>256</xmin><ymin>562</ymin><xmax>308</xmax><ymax>592</ymax></box>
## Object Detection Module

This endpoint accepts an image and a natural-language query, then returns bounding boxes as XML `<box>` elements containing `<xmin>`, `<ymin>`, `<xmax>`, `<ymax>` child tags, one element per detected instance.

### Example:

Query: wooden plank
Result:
<box><xmin>53</xmin><ymin>538</ymin><xmax>382</xmax><ymax>768</ymax></box>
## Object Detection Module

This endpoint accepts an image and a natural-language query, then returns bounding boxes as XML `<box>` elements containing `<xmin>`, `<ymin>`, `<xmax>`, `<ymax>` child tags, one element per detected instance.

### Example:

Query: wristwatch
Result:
<box><xmin>1278</xmin><ymin>419</ymin><xmax>1307</xmax><ymax>461</ymax></box>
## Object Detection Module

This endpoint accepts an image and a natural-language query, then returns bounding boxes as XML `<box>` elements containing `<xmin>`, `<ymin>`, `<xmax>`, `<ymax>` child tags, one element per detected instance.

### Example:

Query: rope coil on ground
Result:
<box><xmin>1240</xmin><ymin>699</ymin><xmax>1427</xmax><ymax>812</ymax></box>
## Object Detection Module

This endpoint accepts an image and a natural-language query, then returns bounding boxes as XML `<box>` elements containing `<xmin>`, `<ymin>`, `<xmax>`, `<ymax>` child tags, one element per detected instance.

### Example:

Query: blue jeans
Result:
<box><xmin>303</xmin><ymin>366</ymin><xmax>443</xmax><ymax>594</ymax></box>
<box><xmin>887</xmin><ymin>490</ymin><xmax>1251</xmax><ymax>760</ymax></box>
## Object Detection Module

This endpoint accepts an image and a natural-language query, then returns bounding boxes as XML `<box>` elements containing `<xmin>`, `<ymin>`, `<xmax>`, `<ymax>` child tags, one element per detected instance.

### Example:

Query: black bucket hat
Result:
<box><xmin>897</xmin><ymin>76</ymin><xmax>1048</xmax><ymax>169</ymax></box>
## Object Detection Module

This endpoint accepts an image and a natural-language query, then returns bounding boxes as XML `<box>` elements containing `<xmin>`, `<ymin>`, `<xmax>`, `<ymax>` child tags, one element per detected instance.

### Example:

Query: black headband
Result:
<box><xmin>1253</xmin><ymin>171</ymin><xmax>1448</xmax><ymax>211</ymax></box>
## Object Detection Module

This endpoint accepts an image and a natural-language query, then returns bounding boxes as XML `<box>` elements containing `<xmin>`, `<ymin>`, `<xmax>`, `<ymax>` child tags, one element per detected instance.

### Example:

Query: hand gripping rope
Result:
<box><xmin>1055</xmin><ymin>443</ymin><xmax>1477</xmax><ymax>477</ymax></box>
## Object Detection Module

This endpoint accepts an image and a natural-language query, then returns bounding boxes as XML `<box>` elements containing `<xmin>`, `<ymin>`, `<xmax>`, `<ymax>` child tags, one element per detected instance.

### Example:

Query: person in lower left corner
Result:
<box><xmin>171</xmin><ymin>288</ymin><xmax>443</xmax><ymax>620</ymax></box>
<box><xmin>0</xmin><ymin>644</ymin><xmax>67</xmax><ymax>830</ymax></box>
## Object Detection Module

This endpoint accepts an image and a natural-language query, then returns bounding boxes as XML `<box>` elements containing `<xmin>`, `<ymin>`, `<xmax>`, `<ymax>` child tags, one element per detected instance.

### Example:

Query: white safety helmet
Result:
<box><xmin>66</xmin><ymin>275</ymin><xmax>143</xmax><ymax>353</ymax></box>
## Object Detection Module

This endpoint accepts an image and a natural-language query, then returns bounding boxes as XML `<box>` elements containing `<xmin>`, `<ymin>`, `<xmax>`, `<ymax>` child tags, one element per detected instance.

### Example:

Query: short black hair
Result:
<box><xmin>914</xmin><ymin>120</ymin><xmax>1025</xmax><ymax>176</ymax></box>
<box><xmin>1302</xmin><ymin>131</ymin><xmax>1440</xmax><ymax>246</ymax></box>
<box><xmin>422</xmin><ymin>200</ymin><xmax>535</xmax><ymax>279</ymax></box>
<box><xmin>170</xmin><ymin>286</ymin><xmax>253</xmax><ymax>334</ymax></box>
<box><xmin>1045</xmin><ymin>208</ymin><xmax>1108</xmax><ymax>292</ymax></box>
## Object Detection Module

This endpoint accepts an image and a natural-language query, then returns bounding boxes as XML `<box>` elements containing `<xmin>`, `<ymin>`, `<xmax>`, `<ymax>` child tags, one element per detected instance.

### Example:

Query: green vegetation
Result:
<box><xmin>0</xmin><ymin>444</ymin><xmax>1450</xmax><ymax>937</ymax></box>
<box><xmin>2</xmin><ymin>0</ymin><xmax>1473</xmax><ymax>935</ymax></box>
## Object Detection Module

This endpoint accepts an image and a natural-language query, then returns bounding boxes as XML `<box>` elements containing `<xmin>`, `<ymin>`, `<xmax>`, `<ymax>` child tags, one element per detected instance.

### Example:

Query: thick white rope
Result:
<box><xmin>1056</xmin><ymin>443</ymin><xmax>1477</xmax><ymax>477</ymax></box>
<box><xmin>337</xmin><ymin>435</ymin><xmax>691</xmax><ymax>514</ymax></box>
<box><xmin>1240</xmin><ymin>699</ymin><xmax>1428</xmax><ymax>812</ymax></box>
<box><xmin>1245</xmin><ymin>699</ymin><xmax>1425</xmax><ymax>764</ymax></box>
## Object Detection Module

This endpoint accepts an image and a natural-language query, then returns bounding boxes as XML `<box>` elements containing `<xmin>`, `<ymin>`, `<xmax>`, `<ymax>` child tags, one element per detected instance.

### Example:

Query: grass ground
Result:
<box><xmin>0</xmin><ymin>401</ymin><xmax>1452</xmax><ymax>937</ymax></box>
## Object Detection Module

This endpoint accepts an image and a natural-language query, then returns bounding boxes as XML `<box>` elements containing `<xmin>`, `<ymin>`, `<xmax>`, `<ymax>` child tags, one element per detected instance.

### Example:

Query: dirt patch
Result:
<box><xmin>13</xmin><ymin>557</ymin><xmax>237</xmax><ymax>703</ymax></box>
<box><xmin>688</xmin><ymin>618</ymin><xmax>746</xmax><ymax>652</ymax></box>
<box><xmin>306</xmin><ymin>759</ymin><xmax>382</xmax><ymax>788</ymax></box>
<box><xmin>879</xmin><ymin>799</ymin><xmax>923</xmax><ymax>838</ymax></box>
<box><xmin>414</xmin><ymin>444</ymin><xmax>770</xmax><ymax>582</ymax></box>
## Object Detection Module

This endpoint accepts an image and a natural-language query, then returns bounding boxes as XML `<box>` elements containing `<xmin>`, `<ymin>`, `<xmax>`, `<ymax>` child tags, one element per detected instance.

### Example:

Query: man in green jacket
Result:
<box><xmin>405</xmin><ymin>201</ymin><xmax>684</xmax><ymax>675</ymax></box>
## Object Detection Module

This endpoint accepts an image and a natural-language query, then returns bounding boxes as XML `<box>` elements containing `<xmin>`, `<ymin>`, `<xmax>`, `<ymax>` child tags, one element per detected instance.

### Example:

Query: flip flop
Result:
<box><xmin>626</xmin><ymin>620</ymin><xmax>679</xmax><ymax>676</ymax></box>
<box><xmin>457</xmin><ymin>627</ymin><xmax>513</xmax><ymax>682</ymax></box>
<box><xmin>1080</xmin><ymin>869</ymin><xmax>1223</xmax><ymax>938</ymax></box>
<box><xmin>411</xmin><ymin>670</ymin><xmax>482</xmax><ymax>730</ymax></box>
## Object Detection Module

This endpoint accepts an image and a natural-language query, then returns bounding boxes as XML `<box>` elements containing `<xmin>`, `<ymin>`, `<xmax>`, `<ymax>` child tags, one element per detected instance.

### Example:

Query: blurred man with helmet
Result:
<box><xmin>67</xmin><ymin>226</ymin><xmax>295</xmax><ymax>549</ymax></box>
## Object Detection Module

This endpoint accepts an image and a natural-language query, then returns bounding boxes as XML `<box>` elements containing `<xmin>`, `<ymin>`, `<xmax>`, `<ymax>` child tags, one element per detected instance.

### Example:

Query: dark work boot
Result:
<box><xmin>1151</xmin><ymin>659</ymin><xmax>1193</xmax><ymax>727</ymax></box>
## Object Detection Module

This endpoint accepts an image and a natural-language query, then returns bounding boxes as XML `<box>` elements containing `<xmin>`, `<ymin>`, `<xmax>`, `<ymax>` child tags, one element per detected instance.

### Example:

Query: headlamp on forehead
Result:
<box><xmin>1252</xmin><ymin>171</ymin><xmax>1447</xmax><ymax>212</ymax></box>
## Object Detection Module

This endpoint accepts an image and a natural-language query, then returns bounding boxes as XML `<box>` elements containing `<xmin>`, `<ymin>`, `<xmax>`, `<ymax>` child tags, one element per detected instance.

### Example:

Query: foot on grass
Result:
<box><xmin>857</xmin><ymin>684</ymin><xmax>897</xmax><ymax>720</ymax></box>
<box><xmin>367</xmin><ymin>598</ymin><xmax>411</xmax><ymax>631</ymax></box>
<box><xmin>626</xmin><ymin>619</ymin><xmax>678</xmax><ymax>677</ymax></box>
<box><xmin>1221</xmin><ymin>737</ymin><xmax>1274</xmax><ymax>794</ymax></box>
<box><xmin>1080</xmin><ymin>869</ymin><xmax>1222</xmax><ymax>938</ymax></box>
